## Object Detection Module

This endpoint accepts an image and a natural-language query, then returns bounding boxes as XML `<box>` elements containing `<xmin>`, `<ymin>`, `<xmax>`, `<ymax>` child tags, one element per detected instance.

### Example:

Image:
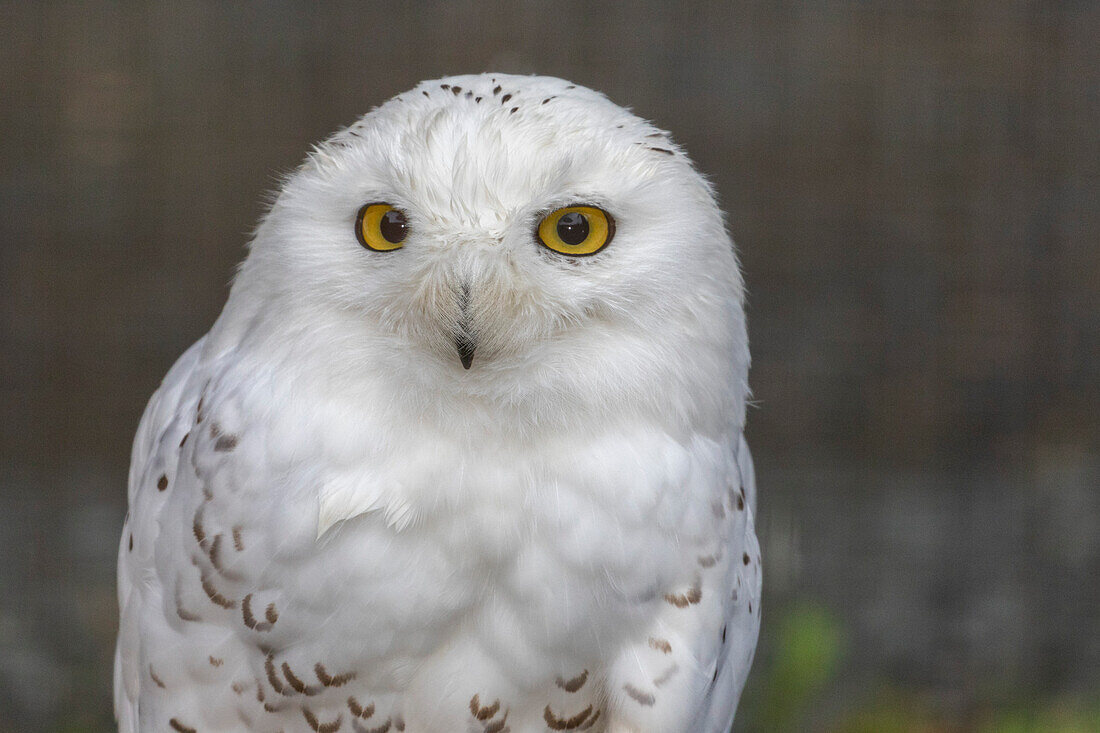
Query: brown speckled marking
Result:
<box><xmin>302</xmin><ymin>706</ymin><xmax>342</xmax><ymax>732</ymax></box>
<box><xmin>215</xmin><ymin>434</ymin><xmax>238</xmax><ymax>452</ymax></box>
<box><xmin>648</xmin><ymin>147</ymin><xmax>674</xmax><ymax>155</ymax></box>
<box><xmin>208</xmin><ymin>533</ymin><xmax>225</xmax><ymax>570</ymax></box>
<box><xmin>232</xmin><ymin>681</ymin><xmax>247</xmax><ymax>695</ymax></box>
<box><xmin>347</xmin><ymin>697</ymin><xmax>375</xmax><ymax>719</ymax></box>
<box><xmin>209</xmin><ymin>423</ymin><xmax>236</xmax><ymax>451</ymax></box>
<box><xmin>283</xmin><ymin>661</ymin><xmax>321</xmax><ymax>695</ymax></box>
<box><xmin>180</xmin><ymin>431</ymin><xmax>190</xmax><ymax>447</ymax></box>
<box><xmin>175</xmin><ymin>580</ymin><xmax>201</xmax><ymax>622</ymax></box>
<box><xmin>315</xmin><ymin>663</ymin><xmax>356</xmax><ymax>687</ymax></box>
<box><xmin>157</xmin><ymin>474</ymin><xmax>169</xmax><ymax>491</ymax></box>
<box><xmin>193</xmin><ymin>507</ymin><xmax>207</xmax><ymax>548</ymax></box>
<box><xmin>242</xmin><ymin>593</ymin><xmax>258</xmax><ymax>628</ymax></box>
<box><xmin>492</xmin><ymin>85</ymin><xmax>502</xmax><ymax>95</ymax></box>
<box><xmin>232</xmin><ymin>526</ymin><xmax>244</xmax><ymax>551</ymax></box>
<box><xmin>555</xmin><ymin>669</ymin><xmax>588</xmax><ymax>692</ymax></box>
<box><xmin>544</xmin><ymin>704</ymin><xmax>594</xmax><ymax>730</ymax></box>
<box><xmin>623</xmin><ymin>683</ymin><xmax>655</xmax><ymax>706</ymax></box>
<box><xmin>256</xmin><ymin>678</ymin><xmax>286</xmax><ymax>712</ymax></box>
<box><xmin>351</xmin><ymin>718</ymin><xmax>392</xmax><ymax>733</ymax></box>
<box><xmin>196</xmin><ymin>396</ymin><xmax>205</xmax><ymax>423</ymax></box>
<box><xmin>209</xmin><ymin>655</ymin><xmax>223</xmax><ymax>667</ymax></box>
<box><xmin>648</xmin><ymin>637</ymin><xmax>672</xmax><ymax>654</ymax></box>
<box><xmin>729</xmin><ymin>486</ymin><xmax>745</xmax><ymax>511</ymax></box>
<box><xmin>394</xmin><ymin>716</ymin><xmax>405</xmax><ymax>731</ymax></box>
<box><xmin>484</xmin><ymin>713</ymin><xmax>510</xmax><ymax>733</ymax></box>
<box><xmin>698</xmin><ymin>554</ymin><xmax>717</xmax><ymax>568</ymax></box>
<box><xmin>743</xmin><ymin>553</ymin><xmax>750</xmax><ymax>565</ymax></box>
<box><xmin>199</xmin><ymin>569</ymin><xmax>236</xmax><ymax>609</ymax></box>
<box><xmin>664</xmin><ymin>579</ymin><xmax>702</xmax><ymax>608</ymax></box>
<box><xmin>653</xmin><ymin>663</ymin><xmax>679</xmax><ymax>688</ymax></box>
<box><xmin>470</xmin><ymin>694</ymin><xmax>500</xmax><ymax>721</ymax></box>
<box><xmin>421</xmin><ymin>91</ymin><xmax>429</xmax><ymax>98</ymax></box>
<box><xmin>169</xmin><ymin>719</ymin><xmax>197</xmax><ymax>733</ymax></box>
<box><xmin>578</xmin><ymin>710</ymin><xmax>601</xmax><ymax>730</ymax></box>
<box><xmin>149</xmin><ymin>664</ymin><xmax>166</xmax><ymax>689</ymax></box>
<box><xmin>128</xmin><ymin>534</ymin><xmax>133</xmax><ymax>551</ymax></box>
<box><xmin>207</xmin><ymin>533</ymin><xmax>243</xmax><ymax>580</ymax></box>
<box><xmin>242</xmin><ymin>594</ymin><xmax>276</xmax><ymax>632</ymax></box>
<box><xmin>265</xmin><ymin>654</ymin><xmax>288</xmax><ymax>695</ymax></box>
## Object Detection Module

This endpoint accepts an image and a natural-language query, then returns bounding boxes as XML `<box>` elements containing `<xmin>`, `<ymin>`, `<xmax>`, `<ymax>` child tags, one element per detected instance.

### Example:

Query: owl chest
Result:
<box><xmin>285</xmin><ymin>435</ymin><xmax>705</xmax><ymax>666</ymax></box>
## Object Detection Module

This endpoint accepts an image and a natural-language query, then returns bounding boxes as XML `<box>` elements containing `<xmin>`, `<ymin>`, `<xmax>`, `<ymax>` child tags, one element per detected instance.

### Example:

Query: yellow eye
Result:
<box><xmin>356</xmin><ymin>203</ymin><xmax>408</xmax><ymax>251</ymax></box>
<box><xmin>537</xmin><ymin>205</ymin><xmax>614</xmax><ymax>256</ymax></box>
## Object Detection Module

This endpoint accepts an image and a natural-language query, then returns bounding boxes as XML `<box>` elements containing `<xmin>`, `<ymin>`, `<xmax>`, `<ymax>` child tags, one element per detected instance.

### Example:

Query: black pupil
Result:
<box><xmin>379</xmin><ymin>209</ymin><xmax>408</xmax><ymax>243</ymax></box>
<box><xmin>556</xmin><ymin>212</ymin><xmax>589</xmax><ymax>246</ymax></box>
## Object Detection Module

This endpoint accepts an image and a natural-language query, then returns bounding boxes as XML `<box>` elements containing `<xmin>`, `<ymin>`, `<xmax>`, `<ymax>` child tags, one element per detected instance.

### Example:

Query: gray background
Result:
<box><xmin>1</xmin><ymin>2</ymin><xmax>1098</xmax><ymax>731</ymax></box>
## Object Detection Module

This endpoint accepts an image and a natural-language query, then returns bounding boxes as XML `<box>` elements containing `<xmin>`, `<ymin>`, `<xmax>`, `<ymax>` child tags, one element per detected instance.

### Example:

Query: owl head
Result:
<box><xmin>210</xmin><ymin>74</ymin><xmax>748</xmax><ymax>434</ymax></box>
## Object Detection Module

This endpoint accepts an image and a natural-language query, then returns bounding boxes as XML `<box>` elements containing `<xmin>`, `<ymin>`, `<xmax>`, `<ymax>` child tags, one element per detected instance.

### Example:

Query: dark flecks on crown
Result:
<box><xmin>414</xmin><ymin>80</ymin><xmax>600</xmax><ymax>120</ymax></box>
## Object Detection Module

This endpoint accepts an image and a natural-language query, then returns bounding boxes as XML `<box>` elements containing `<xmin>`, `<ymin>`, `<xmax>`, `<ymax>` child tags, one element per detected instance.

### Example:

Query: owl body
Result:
<box><xmin>116</xmin><ymin>74</ymin><xmax>760</xmax><ymax>733</ymax></box>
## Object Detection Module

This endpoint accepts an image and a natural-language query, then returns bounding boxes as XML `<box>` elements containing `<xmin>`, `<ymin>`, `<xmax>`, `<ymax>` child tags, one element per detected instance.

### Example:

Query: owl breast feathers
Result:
<box><xmin>115</xmin><ymin>73</ymin><xmax>760</xmax><ymax>733</ymax></box>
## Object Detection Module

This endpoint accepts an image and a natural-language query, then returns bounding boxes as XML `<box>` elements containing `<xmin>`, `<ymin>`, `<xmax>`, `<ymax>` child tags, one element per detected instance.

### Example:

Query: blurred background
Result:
<box><xmin>1</xmin><ymin>2</ymin><xmax>1098</xmax><ymax>731</ymax></box>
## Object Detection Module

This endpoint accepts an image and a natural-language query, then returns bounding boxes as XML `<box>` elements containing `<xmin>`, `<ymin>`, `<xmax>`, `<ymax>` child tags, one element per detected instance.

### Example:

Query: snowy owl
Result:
<box><xmin>115</xmin><ymin>73</ymin><xmax>760</xmax><ymax>733</ymax></box>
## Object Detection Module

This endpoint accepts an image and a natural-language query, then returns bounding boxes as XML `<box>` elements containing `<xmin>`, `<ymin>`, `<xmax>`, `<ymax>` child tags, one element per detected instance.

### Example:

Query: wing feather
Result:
<box><xmin>692</xmin><ymin>435</ymin><xmax>762</xmax><ymax>733</ymax></box>
<box><xmin>114</xmin><ymin>338</ymin><xmax>207</xmax><ymax>731</ymax></box>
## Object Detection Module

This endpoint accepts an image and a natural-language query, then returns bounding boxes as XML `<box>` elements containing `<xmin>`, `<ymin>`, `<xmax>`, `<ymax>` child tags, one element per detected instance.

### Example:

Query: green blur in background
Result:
<box><xmin>1</xmin><ymin>2</ymin><xmax>1097</xmax><ymax>731</ymax></box>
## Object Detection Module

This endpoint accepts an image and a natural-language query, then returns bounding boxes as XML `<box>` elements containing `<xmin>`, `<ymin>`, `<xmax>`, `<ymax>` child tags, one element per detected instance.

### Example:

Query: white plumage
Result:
<box><xmin>115</xmin><ymin>73</ymin><xmax>760</xmax><ymax>733</ymax></box>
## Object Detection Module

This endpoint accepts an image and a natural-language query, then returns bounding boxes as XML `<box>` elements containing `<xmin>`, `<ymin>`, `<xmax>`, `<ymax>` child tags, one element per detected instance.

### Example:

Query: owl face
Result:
<box><xmin>232</xmin><ymin>74</ymin><xmax>745</xmax><ymax>426</ymax></box>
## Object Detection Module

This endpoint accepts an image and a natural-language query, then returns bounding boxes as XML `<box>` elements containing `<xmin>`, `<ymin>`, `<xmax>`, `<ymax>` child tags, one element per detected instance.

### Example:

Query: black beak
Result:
<box><xmin>454</xmin><ymin>283</ymin><xmax>476</xmax><ymax>370</ymax></box>
<box><xmin>455</xmin><ymin>331</ymin><xmax>476</xmax><ymax>370</ymax></box>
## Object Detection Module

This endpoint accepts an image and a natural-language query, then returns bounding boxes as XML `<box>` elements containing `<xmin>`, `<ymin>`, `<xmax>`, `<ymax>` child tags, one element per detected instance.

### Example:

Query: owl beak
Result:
<box><xmin>454</xmin><ymin>283</ymin><xmax>476</xmax><ymax>370</ymax></box>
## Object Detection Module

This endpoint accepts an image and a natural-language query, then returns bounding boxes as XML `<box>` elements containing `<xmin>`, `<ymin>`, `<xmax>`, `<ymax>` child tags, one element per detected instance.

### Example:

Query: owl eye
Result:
<box><xmin>356</xmin><ymin>203</ymin><xmax>408</xmax><ymax>251</ymax></box>
<box><xmin>536</xmin><ymin>205</ymin><xmax>614</xmax><ymax>256</ymax></box>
